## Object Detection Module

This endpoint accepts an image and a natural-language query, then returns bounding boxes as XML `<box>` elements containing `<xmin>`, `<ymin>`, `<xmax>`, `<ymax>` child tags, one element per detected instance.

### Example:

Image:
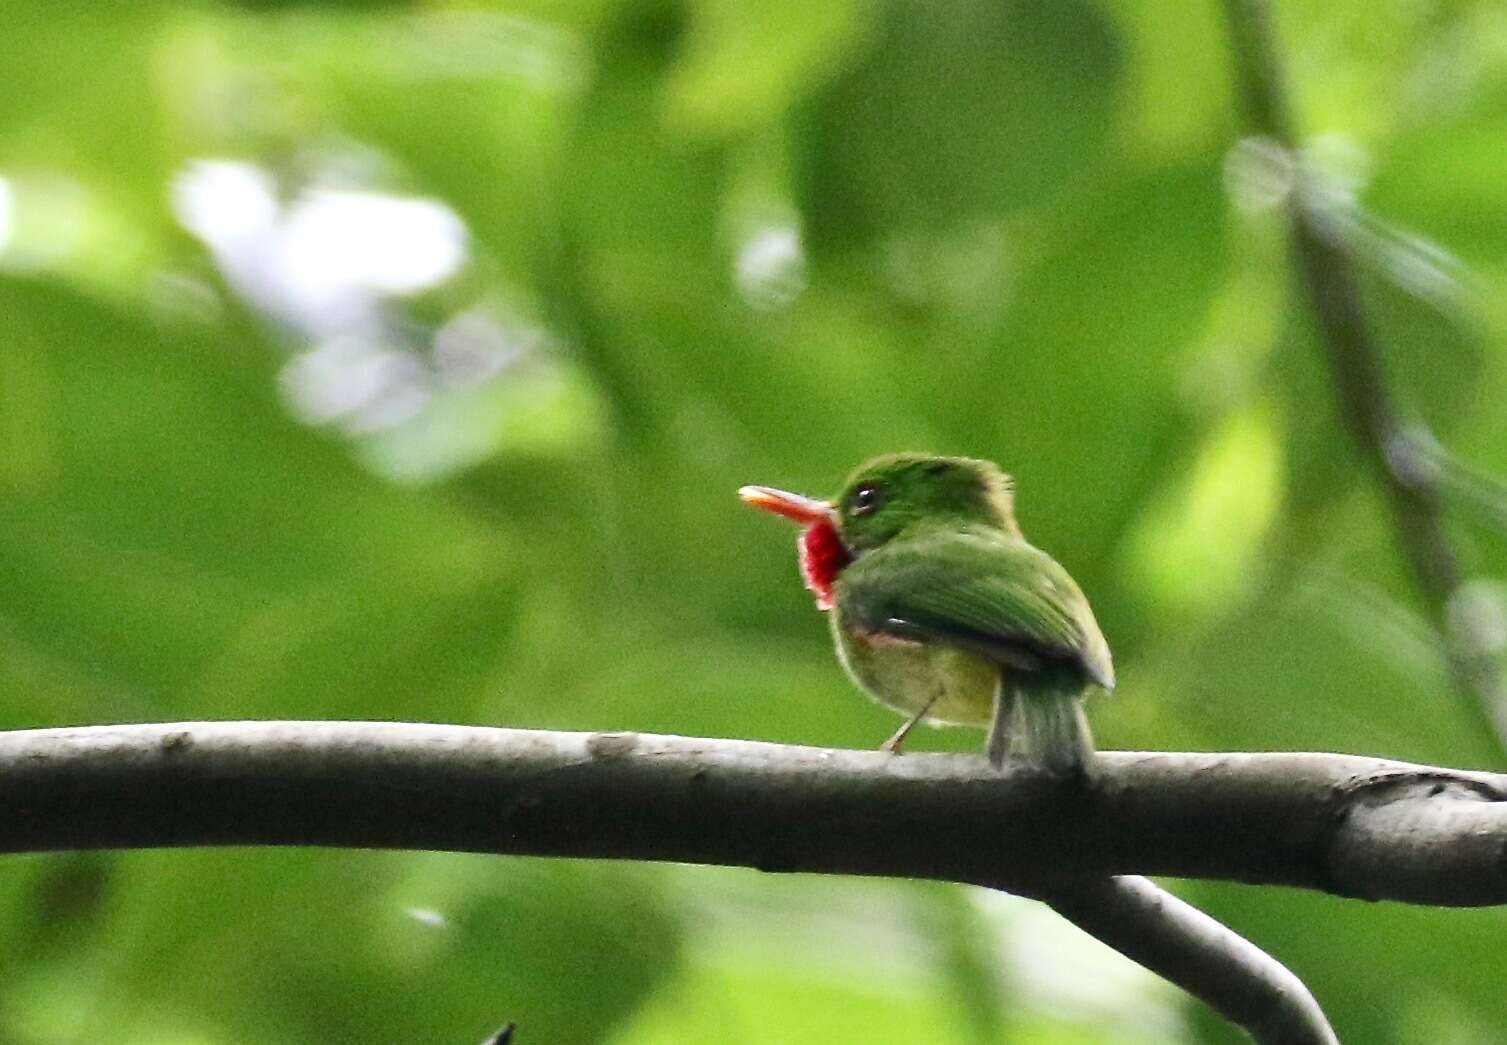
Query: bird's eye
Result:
<box><xmin>849</xmin><ymin>483</ymin><xmax>885</xmax><ymax>516</ymax></box>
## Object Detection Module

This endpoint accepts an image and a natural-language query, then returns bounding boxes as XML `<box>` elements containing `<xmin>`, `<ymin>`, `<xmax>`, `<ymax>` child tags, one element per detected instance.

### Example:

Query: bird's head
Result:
<box><xmin>740</xmin><ymin>453</ymin><xmax>1019</xmax><ymax>609</ymax></box>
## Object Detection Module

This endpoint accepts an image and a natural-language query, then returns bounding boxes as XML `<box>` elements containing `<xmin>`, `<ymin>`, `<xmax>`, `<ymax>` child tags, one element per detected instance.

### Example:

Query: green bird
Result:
<box><xmin>740</xmin><ymin>453</ymin><xmax>1113</xmax><ymax>775</ymax></box>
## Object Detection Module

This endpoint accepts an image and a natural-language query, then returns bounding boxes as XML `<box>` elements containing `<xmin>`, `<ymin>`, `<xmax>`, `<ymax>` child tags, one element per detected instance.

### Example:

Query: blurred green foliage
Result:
<box><xmin>2</xmin><ymin>0</ymin><xmax>1506</xmax><ymax>1041</ymax></box>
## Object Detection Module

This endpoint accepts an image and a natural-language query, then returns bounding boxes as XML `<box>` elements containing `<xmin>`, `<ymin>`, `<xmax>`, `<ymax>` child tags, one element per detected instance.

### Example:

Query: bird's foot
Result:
<box><xmin>880</xmin><ymin>697</ymin><xmax>939</xmax><ymax>755</ymax></box>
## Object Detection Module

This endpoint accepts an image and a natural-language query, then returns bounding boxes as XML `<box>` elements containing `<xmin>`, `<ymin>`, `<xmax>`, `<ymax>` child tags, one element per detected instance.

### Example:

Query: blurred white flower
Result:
<box><xmin>735</xmin><ymin>225</ymin><xmax>806</xmax><ymax>309</ymax></box>
<box><xmin>174</xmin><ymin>158</ymin><xmax>468</xmax><ymax>336</ymax></box>
<box><xmin>279</xmin><ymin>334</ymin><xmax>431</xmax><ymax>433</ymax></box>
<box><xmin>279</xmin><ymin>189</ymin><xmax>467</xmax><ymax>297</ymax></box>
<box><xmin>433</xmin><ymin>309</ymin><xmax>526</xmax><ymax>387</ymax></box>
<box><xmin>173</xmin><ymin>160</ymin><xmax>279</xmax><ymax>246</ymax></box>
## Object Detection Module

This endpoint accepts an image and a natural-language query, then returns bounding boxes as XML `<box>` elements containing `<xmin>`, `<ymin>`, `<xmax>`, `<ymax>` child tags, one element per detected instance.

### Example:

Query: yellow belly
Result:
<box><xmin>830</xmin><ymin>614</ymin><xmax>997</xmax><ymax>728</ymax></box>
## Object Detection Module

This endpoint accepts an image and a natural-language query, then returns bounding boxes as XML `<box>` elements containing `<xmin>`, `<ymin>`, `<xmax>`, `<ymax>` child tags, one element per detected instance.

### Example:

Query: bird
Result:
<box><xmin>740</xmin><ymin>453</ymin><xmax>1113</xmax><ymax>775</ymax></box>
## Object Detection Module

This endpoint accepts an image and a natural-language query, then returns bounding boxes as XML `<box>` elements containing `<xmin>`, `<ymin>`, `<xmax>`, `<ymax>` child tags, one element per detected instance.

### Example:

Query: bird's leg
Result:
<box><xmin>881</xmin><ymin>695</ymin><xmax>939</xmax><ymax>754</ymax></box>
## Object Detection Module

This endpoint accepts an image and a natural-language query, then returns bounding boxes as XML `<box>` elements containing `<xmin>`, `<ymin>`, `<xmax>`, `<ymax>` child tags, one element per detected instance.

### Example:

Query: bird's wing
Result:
<box><xmin>838</xmin><ymin>529</ymin><xmax>1114</xmax><ymax>689</ymax></box>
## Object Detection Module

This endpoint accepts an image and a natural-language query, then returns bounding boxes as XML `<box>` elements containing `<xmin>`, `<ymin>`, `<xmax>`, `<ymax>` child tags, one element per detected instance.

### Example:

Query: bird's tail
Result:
<box><xmin>987</xmin><ymin>673</ymin><xmax>1094</xmax><ymax>775</ymax></box>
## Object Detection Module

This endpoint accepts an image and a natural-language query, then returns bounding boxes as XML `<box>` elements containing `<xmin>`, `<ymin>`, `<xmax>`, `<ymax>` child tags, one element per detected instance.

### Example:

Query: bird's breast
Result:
<box><xmin>830</xmin><ymin>613</ymin><xmax>997</xmax><ymax>728</ymax></box>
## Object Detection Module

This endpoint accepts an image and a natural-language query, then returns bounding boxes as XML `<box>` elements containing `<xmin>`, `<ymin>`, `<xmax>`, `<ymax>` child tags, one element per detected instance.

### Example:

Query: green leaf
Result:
<box><xmin>799</xmin><ymin>0</ymin><xmax>1123</xmax><ymax>251</ymax></box>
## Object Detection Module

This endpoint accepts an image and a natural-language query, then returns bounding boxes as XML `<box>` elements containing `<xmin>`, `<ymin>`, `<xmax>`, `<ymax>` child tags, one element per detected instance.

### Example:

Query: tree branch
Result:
<box><xmin>1221</xmin><ymin>0</ymin><xmax>1507</xmax><ymax>753</ymax></box>
<box><xmin>4</xmin><ymin>723</ymin><xmax>1414</xmax><ymax>1042</ymax></box>
<box><xmin>1040</xmin><ymin>876</ymin><xmax>1336</xmax><ymax>1045</ymax></box>
<box><xmin>4</xmin><ymin>722</ymin><xmax>1505</xmax><ymax>903</ymax></box>
<box><xmin>31</xmin><ymin>720</ymin><xmax>1503</xmax><ymax>1043</ymax></box>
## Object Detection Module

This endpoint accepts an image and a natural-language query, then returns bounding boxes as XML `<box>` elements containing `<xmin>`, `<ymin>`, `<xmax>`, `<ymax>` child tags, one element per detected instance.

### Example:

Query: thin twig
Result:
<box><xmin>1037</xmin><ymin>876</ymin><xmax>1337</xmax><ymax>1045</ymax></box>
<box><xmin>1221</xmin><ymin>0</ymin><xmax>1507</xmax><ymax>753</ymax></box>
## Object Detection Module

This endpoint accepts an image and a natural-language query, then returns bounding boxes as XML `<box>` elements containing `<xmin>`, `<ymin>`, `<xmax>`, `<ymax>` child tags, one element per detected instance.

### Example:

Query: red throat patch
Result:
<box><xmin>798</xmin><ymin>519</ymin><xmax>851</xmax><ymax>611</ymax></box>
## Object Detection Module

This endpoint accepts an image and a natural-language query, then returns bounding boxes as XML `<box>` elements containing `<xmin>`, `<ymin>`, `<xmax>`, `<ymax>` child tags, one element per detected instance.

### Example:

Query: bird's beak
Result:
<box><xmin>738</xmin><ymin>485</ymin><xmax>834</xmax><ymax>526</ymax></box>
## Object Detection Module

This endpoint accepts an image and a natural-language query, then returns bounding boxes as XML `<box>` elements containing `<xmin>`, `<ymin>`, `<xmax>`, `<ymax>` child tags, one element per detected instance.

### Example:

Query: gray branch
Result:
<box><xmin>1041</xmin><ymin>876</ymin><xmax>1336</xmax><ymax>1045</ymax></box>
<box><xmin>13</xmin><ymin>721</ymin><xmax>1505</xmax><ymax>1042</ymax></box>
<box><xmin>6</xmin><ymin>722</ymin><xmax>1505</xmax><ymax>902</ymax></box>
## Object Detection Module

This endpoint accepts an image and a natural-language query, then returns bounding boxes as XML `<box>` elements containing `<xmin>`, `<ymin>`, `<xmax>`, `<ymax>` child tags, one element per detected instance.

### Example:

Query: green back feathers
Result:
<box><xmin>838</xmin><ymin>529</ymin><xmax>1115</xmax><ymax>692</ymax></box>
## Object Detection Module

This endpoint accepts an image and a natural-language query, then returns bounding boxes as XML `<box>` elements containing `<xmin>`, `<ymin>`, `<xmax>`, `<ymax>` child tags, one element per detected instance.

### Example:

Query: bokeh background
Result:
<box><xmin>4</xmin><ymin>0</ymin><xmax>1507</xmax><ymax>1041</ymax></box>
